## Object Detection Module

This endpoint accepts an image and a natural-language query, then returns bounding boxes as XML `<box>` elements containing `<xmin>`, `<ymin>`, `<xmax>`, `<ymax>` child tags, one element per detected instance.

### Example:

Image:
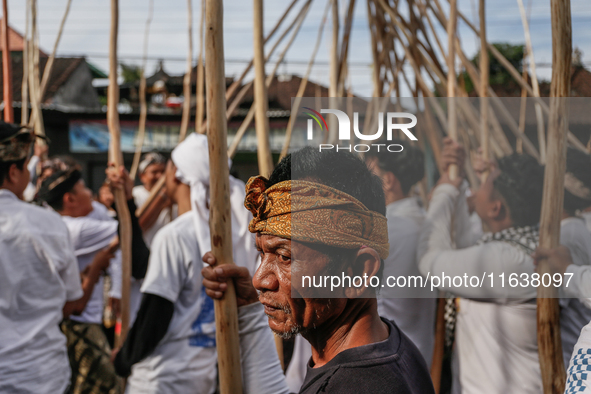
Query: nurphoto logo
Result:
<box><xmin>303</xmin><ymin>107</ymin><xmax>418</xmax><ymax>153</ymax></box>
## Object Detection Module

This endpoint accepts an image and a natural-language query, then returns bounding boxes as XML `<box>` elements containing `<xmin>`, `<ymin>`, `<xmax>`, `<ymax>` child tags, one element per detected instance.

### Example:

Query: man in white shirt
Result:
<box><xmin>0</xmin><ymin>123</ymin><xmax>83</xmax><ymax>394</ymax></box>
<box><xmin>418</xmin><ymin>138</ymin><xmax>546</xmax><ymax>394</ymax></box>
<box><xmin>132</xmin><ymin>152</ymin><xmax>176</xmax><ymax>247</ymax></box>
<box><xmin>114</xmin><ymin>133</ymin><xmax>261</xmax><ymax>393</ymax></box>
<box><xmin>37</xmin><ymin>168</ymin><xmax>124</xmax><ymax>394</ymax></box>
<box><xmin>365</xmin><ymin>140</ymin><xmax>436</xmax><ymax>366</ymax></box>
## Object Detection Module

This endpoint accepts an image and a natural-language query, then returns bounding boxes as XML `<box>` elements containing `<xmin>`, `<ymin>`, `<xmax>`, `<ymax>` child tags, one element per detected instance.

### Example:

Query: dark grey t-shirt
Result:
<box><xmin>299</xmin><ymin>318</ymin><xmax>435</xmax><ymax>394</ymax></box>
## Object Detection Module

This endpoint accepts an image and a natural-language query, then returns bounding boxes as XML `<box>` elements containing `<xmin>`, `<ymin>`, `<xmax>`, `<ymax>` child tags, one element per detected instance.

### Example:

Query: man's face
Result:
<box><xmin>67</xmin><ymin>180</ymin><xmax>94</xmax><ymax>217</ymax></box>
<box><xmin>98</xmin><ymin>185</ymin><xmax>114</xmax><ymax>208</ymax></box>
<box><xmin>473</xmin><ymin>169</ymin><xmax>502</xmax><ymax>222</ymax></box>
<box><xmin>140</xmin><ymin>163</ymin><xmax>165</xmax><ymax>190</ymax></box>
<box><xmin>253</xmin><ymin>234</ymin><xmax>347</xmax><ymax>339</ymax></box>
<box><xmin>9</xmin><ymin>157</ymin><xmax>31</xmax><ymax>199</ymax></box>
<box><xmin>164</xmin><ymin>160</ymin><xmax>179</xmax><ymax>202</ymax></box>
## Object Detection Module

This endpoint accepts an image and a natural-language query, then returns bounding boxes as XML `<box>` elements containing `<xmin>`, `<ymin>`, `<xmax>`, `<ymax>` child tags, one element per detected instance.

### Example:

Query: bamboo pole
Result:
<box><xmin>178</xmin><ymin>0</ymin><xmax>193</xmax><ymax>143</ymax></box>
<box><xmin>280</xmin><ymin>1</ymin><xmax>330</xmax><ymax>160</ymax></box>
<box><xmin>224</xmin><ymin>0</ymin><xmax>299</xmax><ymax>103</ymax></box>
<box><xmin>517</xmin><ymin>55</ymin><xmax>528</xmax><ymax>154</ymax></box>
<box><xmin>130</xmin><ymin>0</ymin><xmax>154</xmax><ymax>181</ymax></box>
<box><xmin>252</xmin><ymin>0</ymin><xmax>273</xmax><ymax>177</ymax></box>
<box><xmin>328</xmin><ymin>0</ymin><xmax>339</xmax><ymax>144</ymax></box>
<box><xmin>205</xmin><ymin>0</ymin><xmax>243</xmax><ymax>392</ymax></box>
<box><xmin>517</xmin><ymin>0</ymin><xmax>546</xmax><ymax>164</ymax></box>
<box><xmin>38</xmin><ymin>0</ymin><xmax>72</xmax><ymax>101</ymax></box>
<box><xmin>195</xmin><ymin>0</ymin><xmax>205</xmax><ymax>134</ymax></box>
<box><xmin>213</xmin><ymin>0</ymin><xmax>308</xmax><ymax>136</ymax></box>
<box><xmin>478</xmin><ymin>0</ymin><xmax>489</xmax><ymax>181</ymax></box>
<box><xmin>536</xmin><ymin>0</ymin><xmax>570</xmax><ymax>391</ymax></box>
<box><xmin>21</xmin><ymin>0</ymin><xmax>29</xmax><ymax>126</ymax></box>
<box><xmin>447</xmin><ymin>0</ymin><xmax>458</xmax><ymax>180</ymax></box>
<box><xmin>2</xmin><ymin>0</ymin><xmax>13</xmax><ymax>123</ymax></box>
<box><xmin>107</xmin><ymin>0</ymin><xmax>132</xmax><ymax>349</ymax></box>
<box><xmin>229</xmin><ymin>0</ymin><xmax>312</xmax><ymax>160</ymax></box>
<box><xmin>336</xmin><ymin>0</ymin><xmax>356</xmax><ymax>97</ymax></box>
<box><xmin>28</xmin><ymin>0</ymin><xmax>45</xmax><ymax>141</ymax></box>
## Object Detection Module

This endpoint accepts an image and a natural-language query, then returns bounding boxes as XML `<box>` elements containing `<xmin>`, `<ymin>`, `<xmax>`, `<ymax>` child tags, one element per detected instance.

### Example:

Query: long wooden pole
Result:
<box><xmin>178</xmin><ymin>0</ymin><xmax>193</xmax><ymax>142</ymax></box>
<box><xmin>205</xmin><ymin>0</ymin><xmax>243</xmax><ymax>392</ymax></box>
<box><xmin>28</xmin><ymin>0</ymin><xmax>45</xmax><ymax>141</ymax></box>
<box><xmin>517</xmin><ymin>0</ymin><xmax>546</xmax><ymax>164</ymax></box>
<box><xmin>108</xmin><ymin>0</ymin><xmax>132</xmax><ymax>349</ymax></box>
<box><xmin>38</xmin><ymin>0</ymin><xmax>71</xmax><ymax>101</ymax></box>
<box><xmin>229</xmin><ymin>0</ymin><xmax>311</xmax><ymax>160</ymax></box>
<box><xmin>130</xmin><ymin>0</ymin><xmax>154</xmax><ymax>181</ymax></box>
<box><xmin>253</xmin><ymin>0</ymin><xmax>273</xmax><ymax>177</ymax></box>
<box><xmin>478</xmin><ymin>0</ymin><xmax>489</xmax><ymax>182</ymax></box>
<box><xmin>447</xmin><ymin>0</ymin><xmax>458</xmax><ymax>180</ymax></box>
<box><xmin>536</xmin><ymin>0</ymin><xmax>570</xmax><ymax>392</ymax></box>
<box><xmin>195</xmin><ymin>0</ymin><xmax>205</xmax><ymax>134</ymax></box>
<box><xmin>280</xmin><ymin>1</ymin><xmax>330</xmax><ymax>160</ymax></box>
<box><xmin>21</xmin><ymin>0</ymin><xmax>29</xmax><ymax>126</ymax></box>
<box><xmin>2</xmin><ymin>0</ymin><xmax>13</xmax><ymax>123</ymax></box>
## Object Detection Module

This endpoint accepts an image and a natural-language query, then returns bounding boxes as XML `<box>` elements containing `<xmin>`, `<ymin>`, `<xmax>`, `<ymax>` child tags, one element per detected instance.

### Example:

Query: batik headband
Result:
<box><xmin>244</xmin><ymin>175</ymin><xmax>390</xmax><ymax>259</ymax></box>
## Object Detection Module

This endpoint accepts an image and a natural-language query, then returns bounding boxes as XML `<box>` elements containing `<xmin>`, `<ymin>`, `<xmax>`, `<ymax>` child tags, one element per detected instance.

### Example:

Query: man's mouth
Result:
<box><xmin>259</xmin><ymin>298</ymin><xmax>290</xmax><ymax>317</ymax></box>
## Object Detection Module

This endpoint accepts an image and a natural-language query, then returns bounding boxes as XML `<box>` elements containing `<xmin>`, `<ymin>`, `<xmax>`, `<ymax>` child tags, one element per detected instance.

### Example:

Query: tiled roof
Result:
<box><xmin>0</xmin><ymin>22</ymin><xmax>47</xmax><ymax>56</ymax></box>
<box><xmin>0</xmin><ymin>57</ymin><xmax>85</xmax><ymax>103</ymax></box>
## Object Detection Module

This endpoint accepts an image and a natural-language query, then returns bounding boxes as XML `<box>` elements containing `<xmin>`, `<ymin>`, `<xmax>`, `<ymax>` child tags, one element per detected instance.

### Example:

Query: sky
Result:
<box><xmin>6</xmin><ymin>0</ymin><xmax>591</xmax><ymax>97</ymax></box>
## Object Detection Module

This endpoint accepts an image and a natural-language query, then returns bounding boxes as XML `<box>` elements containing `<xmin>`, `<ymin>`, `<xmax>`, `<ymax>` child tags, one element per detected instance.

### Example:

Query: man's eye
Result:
<box><xmin>278</xmin><ymin>254</ymin><xmax>291</xmax><ymax>263</ymax></box>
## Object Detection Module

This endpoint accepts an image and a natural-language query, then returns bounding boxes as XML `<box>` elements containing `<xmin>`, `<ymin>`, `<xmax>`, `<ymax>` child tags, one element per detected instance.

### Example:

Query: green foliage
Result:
<box><xmin>460</xmin><ymin>43</ymin><xmax>524</xmax><ymax>94</ymax></box>
<box><xmin>120</xmin><ymin>63</ymin><xmax>142</xmax><ymax>84</ymax></box>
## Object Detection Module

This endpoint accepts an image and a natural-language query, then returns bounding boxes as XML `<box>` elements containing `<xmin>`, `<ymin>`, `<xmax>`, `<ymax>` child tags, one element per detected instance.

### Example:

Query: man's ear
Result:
<box><xmin>62</xmin><ymin>191</ymin><xmax>75</xmax><ymax>210</ymax></box>
<box><xmin>7</xmin><ymin>163</ymin><xmax>20</xmax><ymax>185</ymax></box>
<box><xmin>381</xmin><ymin>171</ymin><xmax>397</xmax><ymax>192</ymax></box>
<box><xmin>344</xmin><ymin>247</ymin><xmax>381</xmax><ymax>299</ymax></box>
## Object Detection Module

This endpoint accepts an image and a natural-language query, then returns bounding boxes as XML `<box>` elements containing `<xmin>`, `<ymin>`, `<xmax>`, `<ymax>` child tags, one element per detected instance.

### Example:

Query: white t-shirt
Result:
<box><xmin>418</xmin><ymin>183</ymin><xmax>542</xmax><ymax>394</ymax></box>
<box><xmin>62</xmin><ymin>214</ymin><xmax>118</xmax><ymax>324</ymax></box>
<box><xmin>127</xmin><ymin>212</ymin><xmax>217</xmax><ymax>394</ymax></box>
<box><xmin>132</xmin><ymin>185</ymin><xmax>177</xmax><ymax>248</ymax></box>
<box><xmin>0</xmin><ymin>189</ymin><xmax>83</xmax><ymax>394</ymax></box>
<box><xmin>559</xmin><ymin>217</ymin><xmax>591</xmax><ymax>368</ymax></box>
<box><xmin>565</xmin><ymin>321</ymin><xmax>591</xmax><ymax>393</ymax></box>
<box><xmin>378</xmin><ymin>197</ymin><xmax>436</xmax><ymax>366</ymax></box>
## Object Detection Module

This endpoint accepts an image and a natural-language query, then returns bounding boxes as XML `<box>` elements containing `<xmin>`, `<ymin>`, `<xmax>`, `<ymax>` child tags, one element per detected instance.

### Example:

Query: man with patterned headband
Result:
<box><xmin>202</xmin><ymin>147</ymin><xmax>435</xmax><ymax>393</ymax></box>
<box><xmin>0</xmin><ymin>122</ymin><xmax>83</xmax><ymax>393</ymax></box>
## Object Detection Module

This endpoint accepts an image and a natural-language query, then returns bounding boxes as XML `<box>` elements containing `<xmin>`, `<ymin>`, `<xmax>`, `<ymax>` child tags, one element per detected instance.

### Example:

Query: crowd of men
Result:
<box><xmin>1</xmin><ymin>118</ymin><xmax>590</xmax><ymax>393</ymax></box>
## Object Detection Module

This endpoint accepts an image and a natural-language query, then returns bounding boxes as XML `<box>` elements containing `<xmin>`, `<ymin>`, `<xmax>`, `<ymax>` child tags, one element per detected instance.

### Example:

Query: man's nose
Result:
<box><xmin>252</xmin><ymin>257</ymin><xmax>279</xmax><ymax>292</ymax></box>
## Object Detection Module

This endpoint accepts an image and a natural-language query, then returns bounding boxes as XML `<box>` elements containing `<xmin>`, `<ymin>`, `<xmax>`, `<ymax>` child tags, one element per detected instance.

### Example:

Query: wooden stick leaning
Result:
<box><xmin>447</xmin><ymin>0</ymin><xmax>458</xmax><ymax>180</ymax></box>
<box><xmin>517</xmin><ymin>0</ymin><xmax>546</xmax><ymax>164</ymax></box>
<box><xmin>28</xmin><ymin>0</ymin><xmax>46</xmax><ymax>141</ymax></box>
<box><xmin>205</xmin><ymin>0</ymin><xmax>243</xmax><ymax>392</ymax></box>
<box><xmin>130</xmin><ymin>0</ymin><xmax>154</xmax><ymax>181</ymax></box>
<box><xmin>229</xmin><ymin>0</ymin><xmax>312</xmax><ymax>159</ymax></box>
<box><xmin>279</xmin><ymin>1</ymin><xmax>330</xmax><ymax>161</ymax></box>
<box><xmin>178</xmin><ymin>0</ymin><xmax>193</xmax><ymax>143</ymax></box>
<box><xmin>21</xmin><ymin>0</ymin><xmax>29</xmax><ymax>126</ymax></box>
<box><xmin>195</xmin><ymin>0</ymin><xmax>205</xmax><ymax>134</ymax></box>
<box><xmin>197</xmin><ymin>0</ymin><xmax>307</xmax><ymax>135</ymax></box>
<box><xmin>536</xmin><ymin>0</ymin><xmax>570</xmax><ymax>391</ymax></box>
<box><xmin>2</xmin><ymin>0</ymin><xmax>13</xmax><ymax>122</ymax></box>
<box><xmin>38</xmin><ymin>0</ymin><xmax>72</xmax><ymax>101</ymax></box>
<box><xmin>253</xmin><ymin>0</ymin><xmax>274</xmax><ymax>177</ymax></box>
<box><xmin>107</xmin><ymin>0</ymin><xmax>133</xmax><ymax>349</ymax></box>
<box><xmin>478</xmin><ymin>0</ymin><xmax>489</xmax><ymax>182</ymax></box>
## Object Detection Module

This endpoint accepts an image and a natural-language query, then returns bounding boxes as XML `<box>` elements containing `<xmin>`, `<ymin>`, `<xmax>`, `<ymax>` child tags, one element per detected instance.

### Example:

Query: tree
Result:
<box><xmin>460</xmin><ymin>43</ymin><xmax>525</xmax><ymax>94</ymax></box>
